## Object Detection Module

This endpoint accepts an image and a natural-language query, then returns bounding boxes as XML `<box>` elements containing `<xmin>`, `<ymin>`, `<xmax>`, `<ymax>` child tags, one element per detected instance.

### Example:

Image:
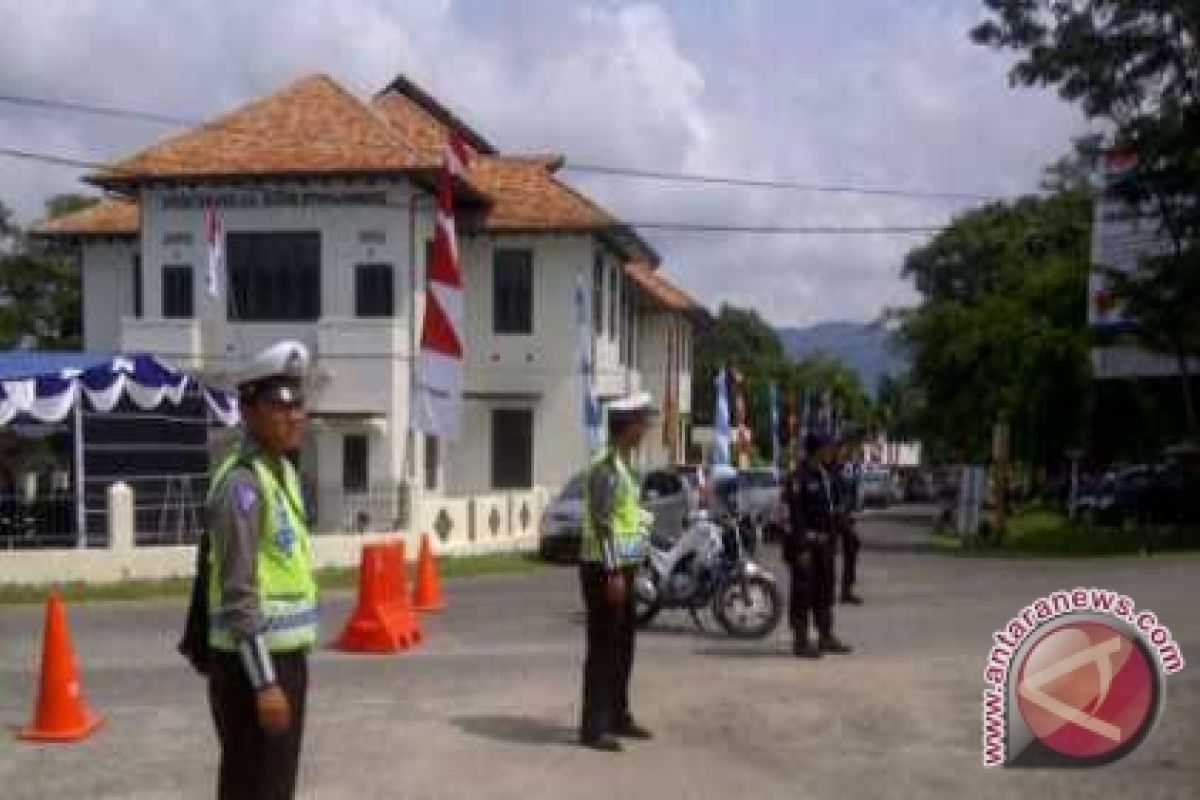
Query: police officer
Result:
<box><xmin>782</xmin><ymin>433</ymin><xmax>852</xmax><ymax>658</ymax></box>
<box><xmin>207</xmin><ymin>341</ymin><xmax>316</xmax><ymax>799</ymax></box>
<box><xmin>835</xmin><ymin>446</ymin><xmax>863</xmax><ymax>605</ymax></box>
<box><xmin>578</xmin><ymin>391</ymin><xmax>657</xmax><ymax>752</ymax></box>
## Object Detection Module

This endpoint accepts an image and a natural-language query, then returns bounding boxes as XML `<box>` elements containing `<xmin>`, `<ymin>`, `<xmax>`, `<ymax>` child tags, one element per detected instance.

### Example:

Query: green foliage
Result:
<box><xmin>0</xmin><ymin>199</ymin><xmax>81</xmax><ymax>350</ymax></box>
<box><xmin>692</xmin><ymin>303</ymin><xmax>869</xmax><ymax>462</ymax></box>
<box><xmin>43</xmin><ymin>193</ymin><xmax>100</xmax><ymax>221</ymax></box>
<box><xmin>899</xmin><ymin>187</ymin><xmax>1094</xmax><ymax>464</ymax></box>
<box><xmin>974</xmin><ymin>0</ymin><xmax>1200</xmax><ymax>436</ymax></box>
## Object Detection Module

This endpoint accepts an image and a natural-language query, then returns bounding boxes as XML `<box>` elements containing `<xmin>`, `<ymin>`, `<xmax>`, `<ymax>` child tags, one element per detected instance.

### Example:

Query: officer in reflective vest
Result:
<box><xmin>206</xmin><ymin>341</ymin><xmax>315</xmax><ymax>800</ymax></box>
<box><xmin>578</xmin><ymin>391</ymin><xmax>657</xmax><ymax>752</ymax></box>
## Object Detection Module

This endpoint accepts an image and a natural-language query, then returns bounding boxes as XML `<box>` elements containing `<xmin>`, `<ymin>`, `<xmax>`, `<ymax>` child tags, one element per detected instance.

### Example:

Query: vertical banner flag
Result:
<box><xmin>769</xmin><ymin>382</ymin><xmax>779</xmax><ymax>470</ymax></box>
<box><xmin>799</xmin><ymin>388</ymin><xmax>812</xmax><ymax>447</ymax></box>
<box><xmin>663</xmin><ymin>324</ymin><xmax>676</xmax><ymax>456</ymax></box>
<box><xmin>574</xmin><ymin>271</ymin><xmax>602</xmax><ymax>451</ymax></box>
<box><xmin>413</xmin><ymin>133</ymin><xmax>471</xmax><ymax>440</ymax></box>
<box><xmin>713</xmin><ymin>368</ymin><xmax>731</xmax><ymax>470</ymax></box>
<box><xmin>204</xmin><ymin>204</ymin><xmax>223</xmax><ymax>299</ymax></box>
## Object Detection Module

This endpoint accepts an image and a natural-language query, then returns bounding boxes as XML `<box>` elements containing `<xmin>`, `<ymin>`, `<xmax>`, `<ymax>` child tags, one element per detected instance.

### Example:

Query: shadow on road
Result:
<box><xmin>451</xmin><ymin>714</ymin><xmax>577</xmax><ymax>747</ymax></box>
<box><xmin>692</xmin><ymin>644</ymin><xmax>789</xmax><ymax>660</ymax></box>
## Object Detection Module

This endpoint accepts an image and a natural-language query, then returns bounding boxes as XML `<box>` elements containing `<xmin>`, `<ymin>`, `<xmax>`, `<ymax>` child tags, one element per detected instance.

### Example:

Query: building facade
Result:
<box><xmin>38</xmin><ymin>73</ymin><xmax>703</xmax><ymax>531</ymax></box>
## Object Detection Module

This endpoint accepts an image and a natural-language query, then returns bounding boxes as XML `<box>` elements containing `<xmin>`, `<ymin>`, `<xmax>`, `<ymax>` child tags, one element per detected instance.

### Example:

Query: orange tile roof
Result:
<box><xmin>32</xmin><ymin>198</ymin><xmax>138</xmax><ymax>237</ymax></box>
<box><xmin>624</xmin><ymin>261</ymin><xmax>703</xmax><ymax>314</ymax></box>
<box><xmin>374</xmin><ymin>75</ymin><xmax>496</xmax><ymax>155</ymax></box>
<box><xmin>370</xmin><ymin>90</ymin><xmax>616</xmax><ymax>232</ymax></box>
<box><xmin>90</xmin><ymin>74</ymin><xmax>428</xmax><ymax>186</ymax></box>
<box><xmin>57</xmin><ymin>71</ymin><xmax>662</xmax><ymax>264</ymax></box>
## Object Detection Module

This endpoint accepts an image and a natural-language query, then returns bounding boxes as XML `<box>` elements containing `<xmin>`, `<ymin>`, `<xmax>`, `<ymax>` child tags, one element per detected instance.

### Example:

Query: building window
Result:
<box><xmin>355</xmin><ymin>263</ymin><xmax>394</xmax><ymax>318</ymax></box>
<box><xmin>342</xmin><ymin>434</ymin><xmax>369</xmax><ymax>493</ymax></box>
<box><xmin>491</xmin><ymin>408</ymin><xmax>533</xmax><ymax>489</ymax></box>
<box><xmin>493</xmin><ymin>249</ymin><xmax>533</xmax><ymax>335</ymax></box>
<box><xmin>162</xmin><ymin>264</ymin><xmax>194</xmax><ymax>319</ymax></box>
<box><xmin>592</xmin><ymin>252</ymin><xmax>604</xmax><ymax>336</ymax></box>
<box><xmin>608</xmin><ymin>265</ymin><xmax>618</xmax><ymax>341</ymax></box>
<box><xmin>132</xmin><ymin>254</ymin><xmax>143</xmax><ymax>318</ymax></box>
<box><xmin>424</xmin><ymin>434</ymin><xmax>439</xmax><ymax>491</ymax></box>
<box><xmin>227</xmin><ymin>231</ymin><xmax>321</xmax><ymax>321</ymax></box>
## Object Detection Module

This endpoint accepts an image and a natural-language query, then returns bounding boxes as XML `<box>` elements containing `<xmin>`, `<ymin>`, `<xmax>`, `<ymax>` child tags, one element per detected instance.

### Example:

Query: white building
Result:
<box><xmin>37</xmin><ymin>73</ymin><xmax>704</xmax><ymax>531</ymax></box>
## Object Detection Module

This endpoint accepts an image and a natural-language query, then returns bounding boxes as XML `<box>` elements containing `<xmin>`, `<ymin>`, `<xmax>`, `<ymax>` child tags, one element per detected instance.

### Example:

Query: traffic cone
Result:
<box><xmin>381</xmin><ymin>541</ymin><xmax>422</xmax><ymax>647</ymax></box>
<box><xmin>19</xmin><ymin>593</ymin><xmax>103</xmax><ymax>742</ymax></box>
<box><xmin>334</xmin><ymin>542</ymin><xmax>419</xmax><ymax>653</ymax></box>
<box><xmin>412</xmin><ymin>533</ymin><xmax>445</xmax><ymax>612</ymax></box>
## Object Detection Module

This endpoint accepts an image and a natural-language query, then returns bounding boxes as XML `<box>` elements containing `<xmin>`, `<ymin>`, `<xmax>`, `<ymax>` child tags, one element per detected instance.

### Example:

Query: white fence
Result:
<box><xmin>0</xmin><ymin>482</ymin><xmax>549</xmax><ymax>586</ymax></box>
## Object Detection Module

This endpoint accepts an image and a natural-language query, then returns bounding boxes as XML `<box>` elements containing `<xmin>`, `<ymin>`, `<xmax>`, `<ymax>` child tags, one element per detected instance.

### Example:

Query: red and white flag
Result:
<box><xmin>204</xmin><ymin>205</ymin><xmax>224</xmax><ymax>299</ymax></box>
<box><xmin>413</xmin><ymin>133</ymin><xmax>472</xmax><ymax>440</ymax></box>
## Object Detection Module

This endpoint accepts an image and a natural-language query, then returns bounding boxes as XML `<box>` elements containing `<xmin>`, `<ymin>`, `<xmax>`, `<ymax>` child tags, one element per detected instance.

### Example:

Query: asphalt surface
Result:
<box><xmin>1</xmin><ymin>508</ymin><xmax>1198</xmax><ymax>799</ymax></box>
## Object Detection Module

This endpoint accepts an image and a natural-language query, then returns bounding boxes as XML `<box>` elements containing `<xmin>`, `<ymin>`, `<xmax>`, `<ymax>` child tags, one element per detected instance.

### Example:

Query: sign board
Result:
<box><xmin>1088</xmin><ymin>152</ymin><xmax>1188</xmax><ymax>379</ymax></box>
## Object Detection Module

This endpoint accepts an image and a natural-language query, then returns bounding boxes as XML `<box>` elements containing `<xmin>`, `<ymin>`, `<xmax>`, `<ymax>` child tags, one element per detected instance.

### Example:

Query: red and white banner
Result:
<box><xmin>413</xmin><ymin>134</ymin><xmax>471</xmax><ymax>440</ymax></box>
<box><xmin>204</xmin><ymin>205</ymin><xmax>223</xmax><ymax>299</ymax></box>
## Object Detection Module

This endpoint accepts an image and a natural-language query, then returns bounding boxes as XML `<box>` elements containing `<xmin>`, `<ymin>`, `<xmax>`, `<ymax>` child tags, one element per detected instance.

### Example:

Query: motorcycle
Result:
<box><xmin>633</xmin><ymin>508</ymin><xmax>782</xmax><ymax>639</ymax></box>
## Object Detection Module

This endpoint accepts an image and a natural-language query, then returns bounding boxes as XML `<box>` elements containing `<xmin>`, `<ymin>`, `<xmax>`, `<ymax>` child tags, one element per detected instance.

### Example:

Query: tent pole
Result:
<box><xmin>73</xmin><ymin>396</ymin><xmax>86</xmax><ymax>549</ymax></box>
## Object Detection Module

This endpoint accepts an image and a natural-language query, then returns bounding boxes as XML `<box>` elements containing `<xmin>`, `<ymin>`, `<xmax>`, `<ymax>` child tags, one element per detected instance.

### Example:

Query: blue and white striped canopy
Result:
<box><xmin>0</xmin><ymin>352</ymin><xmax>239</xmax><ymax>428</ymax></box>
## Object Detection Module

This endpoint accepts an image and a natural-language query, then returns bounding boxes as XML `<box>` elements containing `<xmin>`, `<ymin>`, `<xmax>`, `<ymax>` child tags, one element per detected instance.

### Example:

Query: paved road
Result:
<box><xmin>1</xmin><ymin>511</ymin><xmax>1197</xmax><ymax>799</ymax></box>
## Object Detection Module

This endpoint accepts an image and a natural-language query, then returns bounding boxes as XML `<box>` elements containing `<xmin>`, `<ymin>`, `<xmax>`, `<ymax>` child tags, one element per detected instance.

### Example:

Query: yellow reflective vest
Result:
<box><xmin>581</xmin><ymin>448</ymin><xmax>645</xmax><ymax>568</ymax></box>
<box><xmin>207</xmin><ymin>451</ymin><xmax>318</xmax><ymax>652</ymax></box>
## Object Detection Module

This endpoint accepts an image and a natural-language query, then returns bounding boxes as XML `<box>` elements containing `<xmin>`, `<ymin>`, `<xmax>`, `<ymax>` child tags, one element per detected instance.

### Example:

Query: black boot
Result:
<box><xmin>792</xmin><ymin>631</ymin><xmax>821</xmax><ymax>659</ymax></box>
<box><xmin>840</xmin><ymin>590</ymin><xmax>864</xmax><ymax>605</ymax></box>
<box><xmin>580</xmin><ymin>733</ymin><xmax>624</xmax><ymax>752</ymax></box>
<box><xmin>612</xmin><ymin>718</ymin><xmax>654</xmax><ymax>740</ymax></box>
<box><xmin>818</xmin><ymin>634</ymin><xmax>853</xmax><ymax>654</ymax></box>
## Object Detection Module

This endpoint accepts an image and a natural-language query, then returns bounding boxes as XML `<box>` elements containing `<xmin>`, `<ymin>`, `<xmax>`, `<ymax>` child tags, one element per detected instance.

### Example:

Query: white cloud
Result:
<box><xmin>0</xmin><ymin>0</ymin><xmax>1086</xmax><ymax>325</ymax></box>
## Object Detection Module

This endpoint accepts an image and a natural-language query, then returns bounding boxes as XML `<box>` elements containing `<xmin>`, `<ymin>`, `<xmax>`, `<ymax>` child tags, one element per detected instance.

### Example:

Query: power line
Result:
<box><xmin>564</xmin><ymin>163</ymin><xmax>999</xmax><ymax>202</ymax></box>
<box><xmin>1</xmin><ymin>144</ymin><xmax>946</xmax><ymax>235</ymax></box>
<box><xmin>0</xmin><ymin>93</ymin><xmax>193</xmax><ymax>127</ymax></box>
<box><xmin>0</xmin><ymin>145</ymin><xmax>107</xmax><ymax>171</ymax></box>
<box><xmin>0</xmin><ymin>90</ymin><xmax>1001</xmax><ymax>202</ymax></box>
<box><xmin>623</xmin><ymin>222</ymin><xmax>942</xmax><ymax>235</ymax></box>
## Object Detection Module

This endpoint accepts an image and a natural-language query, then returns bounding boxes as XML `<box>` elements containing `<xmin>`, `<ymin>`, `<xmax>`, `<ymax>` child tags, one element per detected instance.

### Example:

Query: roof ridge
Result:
<box><xmin>91</xmin><ymin>73</ymin><xmax>428</xmax><ymax>185</ymax></box>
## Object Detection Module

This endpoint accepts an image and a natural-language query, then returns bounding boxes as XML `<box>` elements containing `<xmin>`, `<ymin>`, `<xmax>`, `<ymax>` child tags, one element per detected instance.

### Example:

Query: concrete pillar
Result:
<box><xmin>108</xmin><ymin>482</ymin><xmax>135</xmax><ymax>553</ymax></box>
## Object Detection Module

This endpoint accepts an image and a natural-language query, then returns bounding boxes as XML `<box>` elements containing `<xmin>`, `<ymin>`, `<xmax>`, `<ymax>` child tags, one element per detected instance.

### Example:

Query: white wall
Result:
<box><xmin>80</xmin><ymin>239</ymin><xmax>138</xmax><ymax>351</ymax></box>
<box><xmin>447</xmin><ymin>232</ymin><xmax>595</xmax><ymax>494</ymax></box>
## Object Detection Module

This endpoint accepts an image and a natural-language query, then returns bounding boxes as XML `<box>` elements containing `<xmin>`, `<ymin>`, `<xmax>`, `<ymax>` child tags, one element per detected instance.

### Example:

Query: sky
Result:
<box><xmin>0</xmin><ymin>0</ymin><xmax>1087</xmax><ymax>326</ymax></box>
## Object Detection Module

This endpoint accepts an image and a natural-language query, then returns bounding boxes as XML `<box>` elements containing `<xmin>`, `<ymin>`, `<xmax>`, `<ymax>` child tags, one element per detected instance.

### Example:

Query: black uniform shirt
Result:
<box><xmin>784</xmin><ymin>461</ymin><xmax>836</xmax><ymax>544</ymax></box>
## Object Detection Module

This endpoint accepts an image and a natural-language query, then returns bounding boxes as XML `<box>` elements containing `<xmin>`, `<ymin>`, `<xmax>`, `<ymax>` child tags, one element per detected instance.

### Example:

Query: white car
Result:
<box><xmin>858</xmin><ymin>467</ymin><xmax>896</xmax><ymax>508</ymax></box>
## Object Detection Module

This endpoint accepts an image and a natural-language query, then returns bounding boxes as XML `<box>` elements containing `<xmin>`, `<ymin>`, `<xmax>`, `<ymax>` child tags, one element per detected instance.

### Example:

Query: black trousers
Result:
<box><xmin>579</xmin><ymin>562</ymin><xmax>636</xmax><ymax>739</ymax></box>
<box><xmin>842</xmin><ymin>527</ymin><xmax>861</xmax><ymax>595</ymax></box>
<box><xmin>208</xmin><ymin>650</ymin><xmax>308</xmax><ymax>800</ymax></box>
<box><xmin>788</xmin><ymin>540</ymin><xmax>835</xmax><ymax>640</ymax></box>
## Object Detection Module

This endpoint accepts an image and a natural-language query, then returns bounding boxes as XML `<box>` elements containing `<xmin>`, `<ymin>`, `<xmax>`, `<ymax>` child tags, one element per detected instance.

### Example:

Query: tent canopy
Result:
<box><xmin>0</xmin><ymin>352</ymin><xmax>238</xmax><ymax>427</ymax></box>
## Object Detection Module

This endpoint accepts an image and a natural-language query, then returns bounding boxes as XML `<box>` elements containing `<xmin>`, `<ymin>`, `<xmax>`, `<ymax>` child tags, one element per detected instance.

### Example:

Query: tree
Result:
<box><xmin>43</xmin><ymin>193</ymin><xmax>99</xmax><ymax>221</ymax></box>
<box><xmin>0</xmin><ymin>198</ymin><xmax>82</xmax><ymax>349</ymax></box>
<box><xmin>692</xmin><ymin>304</ymin><xmax>870</xmax><ymax>462</ymax></box>
<box><xmin>899</xmin><ymin>185</ymin><xmax>1094</xmax><ymax>466</ymax></box>
<box><xmin>973</xmin><ymin>0</ymin><xmax>1200</xmax><ymax>436</ymax></box>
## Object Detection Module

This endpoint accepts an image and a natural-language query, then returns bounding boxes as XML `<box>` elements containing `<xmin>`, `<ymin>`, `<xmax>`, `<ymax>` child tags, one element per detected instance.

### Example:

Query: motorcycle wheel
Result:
<box><xmin>633</xmin><ymin>564</ymin><xmax>662</xmax><ymax>627</ymax></box>
<box><xmin>713</xmin><ymin>574</ymin><xmax>782</xmax><ymax>639</ymax></box>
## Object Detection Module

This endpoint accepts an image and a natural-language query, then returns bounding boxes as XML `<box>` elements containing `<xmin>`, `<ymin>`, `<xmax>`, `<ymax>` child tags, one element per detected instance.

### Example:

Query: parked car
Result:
<box><xmin>735</xmin><ymin>468</ymin><xmax>786</xmax><ymax>542</ymax></box>
<box><xmin>669</xmin><ymin>464</ymin><xmax>706</xmax><ymax>517</ymax></box>
<box><xmin>858</xmin><ymin>466</ymin><xmax>896</xmax><ymax>508</ymax></box>
<box><xmin>538</xmin><ymin>467</ymin><xmax>690</xmax><ymax>563</ymax></box>
<box><xmin>1078</xmin><ymin>463</ymin><xmax>1200</xmax><ymax>526</ymax></box>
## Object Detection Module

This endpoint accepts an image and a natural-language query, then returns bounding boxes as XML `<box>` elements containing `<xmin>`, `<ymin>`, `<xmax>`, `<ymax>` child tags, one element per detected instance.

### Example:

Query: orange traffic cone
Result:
<box><xmin>412</xmin><ymin>533</ymin><xmax>445</xmax><ymax>612</ymax></box>
<box><xmin>381</xmin><ymin>541</ymin><xmax>422</xmax><ymax>646</ymax></box>
<box><xmin>20</xmin><ymin>593</ymin><xmax>103</xmax><ymax>742</ymax></box>
<box><xmin>335</xmin><ymin>542</ymin><xmax>420</xmax><ymax>653</ymax></box>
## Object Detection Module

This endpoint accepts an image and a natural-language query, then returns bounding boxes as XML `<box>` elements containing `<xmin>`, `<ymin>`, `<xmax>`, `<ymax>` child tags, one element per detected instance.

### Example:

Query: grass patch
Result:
<box><xmin>0</xmin><ymin>550</ymin><xmax>542</xmax><ymax>605</ymax></box>
<box><xmin>931</xmin><ymin>508</ymin><xmax>1200</xmax><ymax>556</ymax></box>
